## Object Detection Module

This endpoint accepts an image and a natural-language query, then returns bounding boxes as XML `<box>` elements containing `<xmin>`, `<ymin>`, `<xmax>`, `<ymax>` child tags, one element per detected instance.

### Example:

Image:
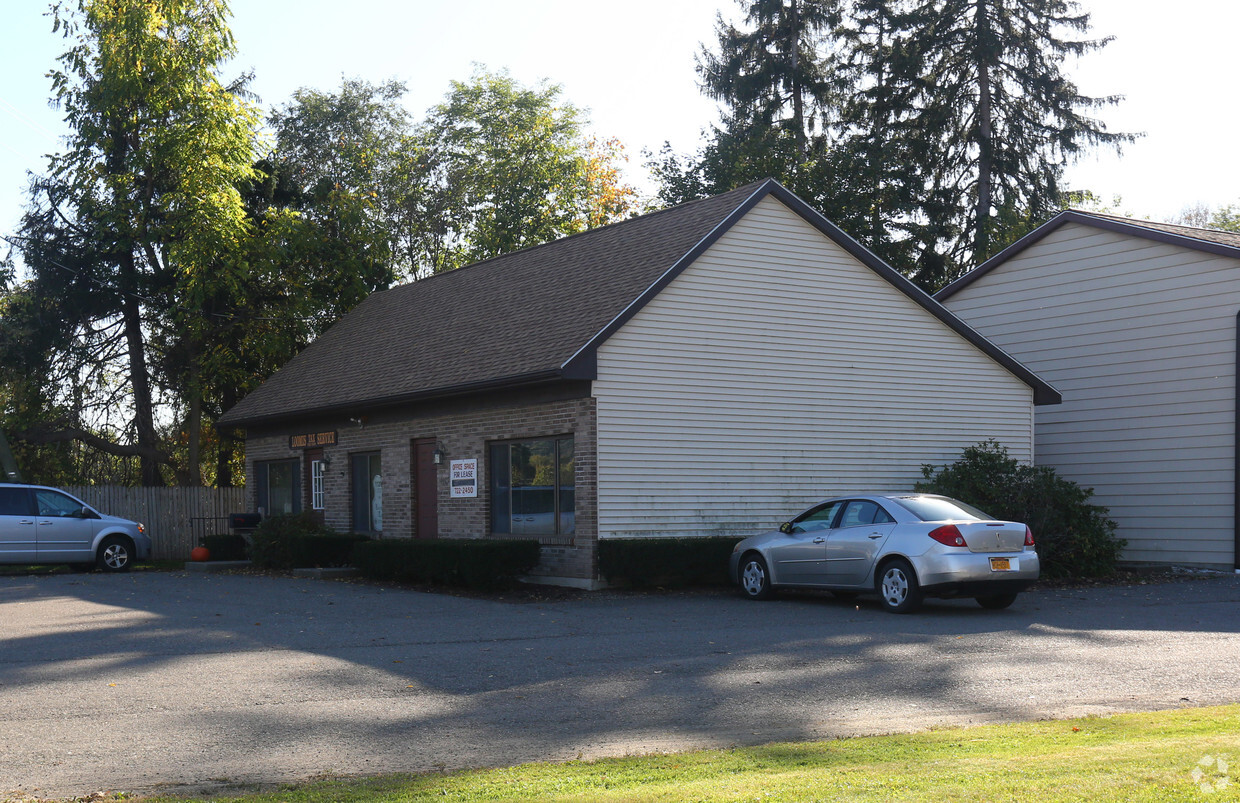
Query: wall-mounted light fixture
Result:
<box><xmin>321</xmin><ymin>452</ymin><xmax>332</xmax><ymax>469</ymax></box>
<box><xmin>432</xmin><ymin>442</ymin><xmax>448</xmax><ymax>465</ymax></box>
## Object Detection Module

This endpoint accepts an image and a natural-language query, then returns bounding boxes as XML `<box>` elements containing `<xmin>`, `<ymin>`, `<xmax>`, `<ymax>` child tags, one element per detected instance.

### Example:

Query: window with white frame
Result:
<box><xmin>311</xmin><ymin>460</ymin><xmax>325</xmax><ymax>510</ymax></box>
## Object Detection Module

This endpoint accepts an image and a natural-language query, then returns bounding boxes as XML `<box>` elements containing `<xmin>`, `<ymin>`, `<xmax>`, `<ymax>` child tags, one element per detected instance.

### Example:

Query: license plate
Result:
<box><xmin>989</xmin><ymin>557</ymin><xmax>1012</xmax><ymax>572</ymax></box>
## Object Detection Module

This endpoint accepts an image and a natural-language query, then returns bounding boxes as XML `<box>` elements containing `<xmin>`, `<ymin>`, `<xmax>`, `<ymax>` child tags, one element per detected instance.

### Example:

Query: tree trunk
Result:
<box><xmin>120</xmin><ymin>250</ymin><xmax>163</xmax><ymax>487</ymax></box>
<box><xmin>216</xmin><ymin>385</ymin><xmax>238</xmax><ymax>487</ymax></box>
<box><xmin>185</xmin><ymin>356</ymin><xmax>202</xmax><ymax>486</ymax></box>
<box><xmin>789</xmin><ymin>0</ymin><xmax>806</xmax><ymax>159</ymax></box>
<box><xmin>973</xmin><ymin>0</ymin><xmax>994</xmax><ymax>264</ymax></box>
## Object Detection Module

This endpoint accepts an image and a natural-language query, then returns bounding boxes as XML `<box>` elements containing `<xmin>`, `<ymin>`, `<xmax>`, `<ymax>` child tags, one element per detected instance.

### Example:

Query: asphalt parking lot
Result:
<box><xmin>1</xmin><ymin>570</ymin><xmax>1238</xmax><ymax>800</ymax></box>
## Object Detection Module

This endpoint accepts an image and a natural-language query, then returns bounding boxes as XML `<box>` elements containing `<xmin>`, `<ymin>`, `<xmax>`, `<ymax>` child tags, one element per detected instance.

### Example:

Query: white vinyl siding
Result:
<box><xmin>944</xmin><ymin>222</ymin><xmax>1240</xmax><ymax>567</ymax></box>
<box><xmin>592</xmin><ymin>196</ymin><xmax>1035</xmax><ymax>539</ymax></box>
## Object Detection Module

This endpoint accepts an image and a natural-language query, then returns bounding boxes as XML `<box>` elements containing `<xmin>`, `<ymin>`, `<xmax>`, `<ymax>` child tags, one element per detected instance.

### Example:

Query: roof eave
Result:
<box><xmin>563</xmin><ymin>178</ymin><xmax>1061</xmax><ymax>406</ymax></box>
<box><xmin>217</xmin><ymin>368</ymin><xmax>578</xmax><ymax>429</ymax></box>
<box><xmin>938</xmin><ymin>211</ymin><xmax>1240</xmax><ymax>301</ymax></box>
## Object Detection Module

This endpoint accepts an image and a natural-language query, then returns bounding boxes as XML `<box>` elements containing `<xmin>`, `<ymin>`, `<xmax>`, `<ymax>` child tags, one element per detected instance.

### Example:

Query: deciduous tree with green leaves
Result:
<box><xmin>6</xmin><ymin>0</ymin><xmax>259</xmax><ymax>485</ymax></box>
<box><xmin>414</xmin><ymin>69</ymin><xmax>637</xmax><ymax>274</ymax></box>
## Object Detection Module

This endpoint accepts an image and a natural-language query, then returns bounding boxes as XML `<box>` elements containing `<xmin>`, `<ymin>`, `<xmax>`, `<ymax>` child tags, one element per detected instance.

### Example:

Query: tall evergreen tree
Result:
<box><xmin>902</xmin><ymin>0</ymin><xmax>1133</xmax><ymax>278</ymax></box>
<box><xmin>830</xmin><ymin>0</ymin><xmax>924</xmax><ymax>270</ymax></box>
<box><xmin>698</xmin><ymin>0</ymin><xmax>840</xmax><ymax>163</ymax></box>
<box><xmin>653</xmin><ymin>0</ymin><xmax>840</xmax><ymax>208</ymax></box>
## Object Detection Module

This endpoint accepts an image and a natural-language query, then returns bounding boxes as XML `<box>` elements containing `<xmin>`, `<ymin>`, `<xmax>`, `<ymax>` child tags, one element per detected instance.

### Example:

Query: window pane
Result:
<box><xmin>352</xmin><ymin>453</ymin><xmax>382</xmax><ymax>532</ymax></box>
<box><xmin>36</xmin><ymin>490</ymin><xmax>81</xmax><ymax>517</ymax></box>
<box><xmin>490</xmin><ymin>444</ymin><xmax>510</xmax><ymax>534</ymax></box>
<box><xmin>268</xmin><ymin>462</ymin><xmax>295</xmax><ymax>515</ymax></box>
<box><xmin>489</xmin><ymin>437</ymin><xmax>575</xmax><ymax>537</ymax></box>
<box><xmin>893</xmin><ymin>496</ymin><xmax>991</xmax><ymax>522</ymax></box>
<box><xmin>0</xmin><ymin>487</ymin><xmax>30</xmax><ymax>516</ymax></box>
<box><xmin>557</xmin><ymin>437</ymin><xmax>575</xmax><ymax>535</ymax></box>
<box><xmin>511</xmin><ymin>439</ymin><xmax>555</xmax><ymax>535</ymax></box>
<box><xmin>369</xmin><ymin>454</ymin><xmax>382</xmax><ymax>531</ymax></box>
<box><xmin>311</xmin><ymin>460</ymin><xmax>324</xmax><ymax>510</ymax></box>
<box><xmin>795</xmin><ymin>501</ymin><xmax>842</xmax><ymax>531</ymax></box>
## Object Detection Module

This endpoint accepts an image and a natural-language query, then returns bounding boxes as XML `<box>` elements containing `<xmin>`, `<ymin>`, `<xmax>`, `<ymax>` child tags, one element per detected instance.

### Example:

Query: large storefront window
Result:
<box><xmin>490</xmin><ymin>437</ymin><xmax>574</xmax><ymax>536</ymax></box>
<box><xmin>256</xmin><ymin>459</ymin><xmax>300</xmax><ymax>516</ymax></box>
<box><xmin>351</xmin><ymin>452</ymin><xmax>382</xmax><ymax>532</ymax></box>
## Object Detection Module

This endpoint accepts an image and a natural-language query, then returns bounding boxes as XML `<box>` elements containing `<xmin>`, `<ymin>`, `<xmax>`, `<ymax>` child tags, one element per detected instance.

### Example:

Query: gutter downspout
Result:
<box><xmin>1235</xmin><ymin>313</ymin><xmax>1240</xmax><ymax>572</ymax></box>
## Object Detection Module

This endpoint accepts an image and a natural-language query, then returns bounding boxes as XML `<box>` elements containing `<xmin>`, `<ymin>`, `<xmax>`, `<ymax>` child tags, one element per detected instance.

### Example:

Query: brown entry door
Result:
<box><xmin>412</xmin><ymin>439</ymin><xmax>439</xmax><ymax>538</ymax></box>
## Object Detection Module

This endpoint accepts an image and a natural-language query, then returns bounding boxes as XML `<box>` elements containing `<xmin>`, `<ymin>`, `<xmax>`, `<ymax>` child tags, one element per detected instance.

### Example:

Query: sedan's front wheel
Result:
<box><xmin>739</xmin><ymin>553</ymin><xmax>774</xmax><ymax>600</ymax></box>
<box><xmin>877</xmin><ymin>558</ymin><xmax>923</xmax><ymax>614</ymax></box>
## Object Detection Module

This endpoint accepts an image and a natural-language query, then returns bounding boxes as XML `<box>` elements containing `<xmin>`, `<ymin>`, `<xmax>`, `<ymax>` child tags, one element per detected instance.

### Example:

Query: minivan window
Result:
<box><xmin>0</xmin><ymin>487</ymin><xmax>30</xmax><ymax>516</ymax></box>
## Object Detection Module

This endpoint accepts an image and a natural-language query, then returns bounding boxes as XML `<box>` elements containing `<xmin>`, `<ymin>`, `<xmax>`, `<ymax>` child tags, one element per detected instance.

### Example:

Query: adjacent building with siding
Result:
<box><xmin>219</xmin><ymin>180</ymin><xmax>1058</xmax><ymax>587</ymax></box>
<box><xmin>938</xmin><ymin>211</ymin><xmax>1240</xmax><ymax>571</ymax></box>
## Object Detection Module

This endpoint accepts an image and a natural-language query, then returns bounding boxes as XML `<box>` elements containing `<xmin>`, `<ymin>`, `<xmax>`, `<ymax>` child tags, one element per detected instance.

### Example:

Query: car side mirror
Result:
<box><xmin>779</xmin><ymin>522</ymin><xmax>793</xmax><ymax>535</ymax></box>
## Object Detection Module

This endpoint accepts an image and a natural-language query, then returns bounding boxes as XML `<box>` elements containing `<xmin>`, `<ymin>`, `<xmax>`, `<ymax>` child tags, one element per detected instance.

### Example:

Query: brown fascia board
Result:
<box><xmin>563</xmin><ymin>179</ymin><xmax>1061</xmax><ymax>406</ymax></box>
<box><xmin>218</xmin><ymin>368</ymin><xmax>573</xmax><ymax>429</ymax></box>
<box><xmin>937</xmin><ymin>211</ymin><xmax>1240</xmax><ymax>301</ymax></box>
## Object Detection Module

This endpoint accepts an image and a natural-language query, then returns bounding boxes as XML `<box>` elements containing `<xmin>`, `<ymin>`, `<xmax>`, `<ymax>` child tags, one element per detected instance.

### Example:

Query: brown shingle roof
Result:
<box><xmin>219</xmin><ymin>181</ymin><xmax>773</xmax><ymax>426</ymax></box>
<box><xmin>1077</xmin><ymin>211</ymin><xmax>1240</xmax><ymax>250</ymax></box>
<box><xmin>938</xmin><ymin>210</ymin><xmax>1240</xmax><ymax>300</ymax></box>
<box><xmin>222</xmin><ymin>179</ymin><xmax>1060</xmax><ymax>426</ymax></box>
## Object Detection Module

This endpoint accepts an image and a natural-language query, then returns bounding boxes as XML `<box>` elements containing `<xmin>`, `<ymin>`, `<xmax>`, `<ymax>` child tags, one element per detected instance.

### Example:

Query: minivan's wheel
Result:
<box><xmin>96</xmin><ymin>536</ymin><xmax>134</xmax><ymax>573</ymax></box>
<box><xmin>976</xmin><ymin>592</ymin><xmax>1019</xmax><ymax>610</ymax></box>
<box><xmin>877</xmin><ymin>558</ymin><xmax>923</xmax><ymax>614</ymax></box>
<box><xmin>739</xmin><ymin>553</ymin><xmax>774</xmax><ymax>600</ymax></box>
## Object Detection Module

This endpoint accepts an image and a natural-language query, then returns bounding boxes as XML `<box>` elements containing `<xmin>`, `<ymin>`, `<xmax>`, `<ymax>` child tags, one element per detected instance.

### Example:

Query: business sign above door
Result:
<box><xmin>289</xmin><ymin>431</ymin><xmax>338</xmax><ymax>449</ymax></box>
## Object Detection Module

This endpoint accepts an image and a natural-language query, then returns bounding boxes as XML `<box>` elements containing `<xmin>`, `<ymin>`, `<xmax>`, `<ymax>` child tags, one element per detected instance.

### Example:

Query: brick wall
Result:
<box><xmin>243</xmin><ymin>392</ymin><xmax>598</xmax><ymax>581</ymax></box>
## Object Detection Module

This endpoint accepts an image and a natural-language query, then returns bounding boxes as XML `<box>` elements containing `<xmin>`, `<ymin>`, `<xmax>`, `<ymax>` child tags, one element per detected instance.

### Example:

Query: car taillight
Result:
<box><xmin>928</xmin><ymin>525</ymin><xmax>967</xmax><ymax>547</ymax></box>
<box><xmin>1024</xmin><ymin>526</ymin><xmax>1035</xmax><ymax>546</ymax></box>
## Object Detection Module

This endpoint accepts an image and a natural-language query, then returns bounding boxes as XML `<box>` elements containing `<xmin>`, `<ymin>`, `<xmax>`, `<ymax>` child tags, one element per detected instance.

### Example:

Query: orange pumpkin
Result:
<box><xmin>190</xmin><ymin>546</ymin><xmax>211</xmax><ymax>562</ymax></box>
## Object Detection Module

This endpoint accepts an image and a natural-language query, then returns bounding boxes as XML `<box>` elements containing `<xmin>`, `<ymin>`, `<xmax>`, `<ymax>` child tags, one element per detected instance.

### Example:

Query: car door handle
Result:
<box><xmin>813</xmin><ymin>537</ymin><xmax>826</xmax><ymax>543</ymax></box>
<box><xmin>868</xmin><ymin>532</ymin><xmax>884</xmax><ymax>539</ymax></box>
<box><xmin>19</xmin><ymin>519</ymin><xmax>34</xmax><ymax>525</ymax></box>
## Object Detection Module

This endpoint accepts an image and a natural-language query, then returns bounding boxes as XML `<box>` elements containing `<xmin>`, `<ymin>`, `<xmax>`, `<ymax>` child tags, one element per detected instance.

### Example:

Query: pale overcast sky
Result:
<box><xmin>3</xmin><ymin>0</ymin><xmax>1238</xmax><ymax>258</ymax></box>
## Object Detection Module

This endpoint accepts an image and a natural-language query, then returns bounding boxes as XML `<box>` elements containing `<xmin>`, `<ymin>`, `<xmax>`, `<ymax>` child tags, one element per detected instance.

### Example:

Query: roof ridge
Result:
<box><xmin>1070</xmin><ymin>209</ymin><xmax>1240</xmax><ymax>243</ymax></box>
<box><xmin>384</xmin><ymin>179</ymin><xmax>775</xmax><ymax>292</ymax></box>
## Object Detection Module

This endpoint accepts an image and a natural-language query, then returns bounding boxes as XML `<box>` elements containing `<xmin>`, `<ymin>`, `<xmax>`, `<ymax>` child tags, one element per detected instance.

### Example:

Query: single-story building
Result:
<box><xmin>938</xmin><ymin>211</ymin><xmax>1240</xmax><ymax>571</ymax></box>
<box><xmin>218</xmin><ymin>179</ymin><xmax>1059</xmax><ymax>587</ymax></box>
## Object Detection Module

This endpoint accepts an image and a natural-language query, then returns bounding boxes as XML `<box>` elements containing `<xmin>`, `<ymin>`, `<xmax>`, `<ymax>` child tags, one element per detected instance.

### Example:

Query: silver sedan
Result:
<box><xmin>729</xmin><ymin>494</ymin><xmax>1039</xmax><ymax>613</ymax></box>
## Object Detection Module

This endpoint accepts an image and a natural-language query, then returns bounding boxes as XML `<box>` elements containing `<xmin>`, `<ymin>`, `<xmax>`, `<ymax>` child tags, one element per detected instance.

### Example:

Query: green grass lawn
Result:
<box><xmin>139</xmin><ymin>705</ymin><xmax>1239</xmax><ymax>802</ymax></box>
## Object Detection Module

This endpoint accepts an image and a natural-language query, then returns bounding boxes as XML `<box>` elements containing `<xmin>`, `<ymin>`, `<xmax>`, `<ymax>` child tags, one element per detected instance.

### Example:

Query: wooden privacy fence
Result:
<box><xmin>64</xmin><ymin>486</ymin><xmax>246</xmax><ymax>561</ymax></box>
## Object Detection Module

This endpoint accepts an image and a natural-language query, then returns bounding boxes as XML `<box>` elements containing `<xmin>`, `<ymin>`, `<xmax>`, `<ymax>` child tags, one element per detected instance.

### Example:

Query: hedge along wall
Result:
<box><xmin>597</xmin><ymin>536</ymin><xmax>740</xmax><ymax>587</ymax></box>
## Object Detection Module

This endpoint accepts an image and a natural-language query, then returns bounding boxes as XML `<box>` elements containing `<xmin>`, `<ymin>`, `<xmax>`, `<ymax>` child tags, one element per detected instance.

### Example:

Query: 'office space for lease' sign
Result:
<box><xmin>450</xmin><ymin>459</ymin><xmax>478</xmax><ymax>498</ymax></box>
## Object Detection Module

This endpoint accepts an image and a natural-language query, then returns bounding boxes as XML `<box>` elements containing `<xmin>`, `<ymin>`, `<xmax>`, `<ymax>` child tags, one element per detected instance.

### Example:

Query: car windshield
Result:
<box><xmin>892</xmin><ymin>496</ymin><xmax>993</xmax><ymax>522</ymax></box>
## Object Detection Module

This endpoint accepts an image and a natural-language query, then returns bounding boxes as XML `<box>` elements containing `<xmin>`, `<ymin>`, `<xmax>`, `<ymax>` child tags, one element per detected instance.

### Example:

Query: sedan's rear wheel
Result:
<box><xmin>876</xmin><ymin>558</ymin><xmax>923</xmax><ymax>614</ymax></box>
<box><xmin>976</xmin><ymin>592</ymin><xmax>1019</xmax><ymax>610</ymax></box>
<box><xmin>739</xmin><ymin>553</ymin><xmax>774</xmax><ymax>600</ymax></box>
<box><xmin>96</xmin><ymin>536</ymin><xmax>134</xmax><ymax>573</ymax></box>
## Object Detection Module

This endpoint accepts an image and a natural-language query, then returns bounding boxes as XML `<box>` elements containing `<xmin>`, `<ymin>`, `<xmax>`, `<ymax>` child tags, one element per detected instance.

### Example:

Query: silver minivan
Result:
<box><xmin>0</xmin><ymin>483</ymin><xmax>151</xmax><ymax>571</ymax></box>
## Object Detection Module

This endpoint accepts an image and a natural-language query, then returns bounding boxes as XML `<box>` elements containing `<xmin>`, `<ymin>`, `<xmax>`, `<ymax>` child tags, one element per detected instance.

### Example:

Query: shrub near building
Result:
<box><xmin>249</xmin><ymin>513</ymin><xmax>370</xmax><ymax>569</ymax></box>
<box><xmin>915</xmin><ymin>441</ymin><xmax>1125</xmax><ymax>579</ymax></box>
